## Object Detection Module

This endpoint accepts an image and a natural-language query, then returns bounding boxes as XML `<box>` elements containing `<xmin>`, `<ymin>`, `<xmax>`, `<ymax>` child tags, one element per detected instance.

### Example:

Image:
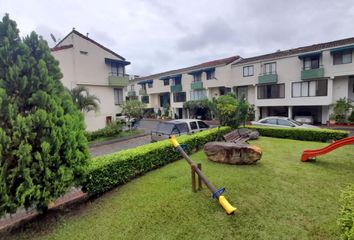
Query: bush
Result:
<box><xmin>349</xmin><ymin>111</ymin><xmax>354</xmax><ymax>123</ymax></box>
<box><xmin>83</xmin><ymin>127</ymin><xmax>231</xmax><ymax>195</ymax></box>
<box><xmin>246</xmin><ymin>125</ymin><xmax>348</xmax><ymax>142</ymax></box>
<box><xmin>338</xmin><ymin>185</ymin><xmax>354</xmax><ymax>239</ymax></box>
<box><xmin>86</xmin><ymin>121</ymin><xmax>123</xmax><ymax>141</ymax></box>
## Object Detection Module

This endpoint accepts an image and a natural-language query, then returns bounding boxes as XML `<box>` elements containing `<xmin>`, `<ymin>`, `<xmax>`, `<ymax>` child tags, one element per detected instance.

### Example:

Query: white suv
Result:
<box><xmin>151</xmin><ymin>119</ymin><xmax>210</xmax><ymax>142</ymax></box>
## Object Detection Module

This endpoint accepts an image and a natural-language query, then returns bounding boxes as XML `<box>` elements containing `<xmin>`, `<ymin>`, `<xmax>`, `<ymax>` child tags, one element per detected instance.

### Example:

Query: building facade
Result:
<box><xmin>51</xmin><ymin>30</ymin><xmax>131</xmax><ymax>131</ymax></box>
<box><xmin>134</xmin><ymin>37</ymin><xmax>354</xmax><ymax>124</ymax></box>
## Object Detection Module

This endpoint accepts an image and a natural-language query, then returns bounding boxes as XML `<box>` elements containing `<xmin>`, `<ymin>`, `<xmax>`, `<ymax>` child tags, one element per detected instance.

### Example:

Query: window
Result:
<box><xmin>219</xmin><ymin>87</ymin><xmax>231</xmax><ymax>95</ymax></box>
<box><xmin>147</xmin><ymin>82</ymin><xmax>153</xmax><ymax>88</ymax></box>
<box><xmin>114</xmin><ymin>88</ymin><xmax>123</xmax><ymax>105</ymax></box>
<box><xmin>190</xmin><ymin>90</ymin><xmax>207</xmax><ymax>101</ymax></box>
<box><xmin>163</xmin><ymin>79</ymin><xmax>169</xmax><ymax>86</ymax></box>
<box><xmin>260</xmin><ymin>119</ymin><xmax>277</xmax><ymax>125</ymax></box>
<box><xmin>173</xmin><ymin>92</ymin><xmax>186</xmax><ymax>102</ymax></box>
<box><xmin>174</xmin><ymin>76</ymin><xmax>182</xmax><ymax>85</ymax></box>
<box><xmin>111</xmin><ymin>62</ymin><xmax>124</xmax><ymax>76</ymax></box>
<box><xmin>197</xmin><ymin>121</ymin><xmax>209</xmax><ymax>129</ymax></box>
<box><xmin>243</xmin><ymin>66</ymin><xmax>254</xmax><ymax>77</ymax></box>
<box><xmin>190</xmin><ymin>122</ymin><xmax>198</xmax><ymax>130</ymax></box>
<box><xmin>206</xmin><ymin>69</ymin><xmax>215</xmax><ymax>80</ymax></box>
<box><xmin>303</xmin><ymin>56</ymin><xmax>320</xmax><ymax>70</ymax></box>
<box><xmin>333</xmin><ymin>50</ymin><xmax>352</xmax><ymax>65</ymax></box>
<box><xmin>257</xmin><ymin>84</ymin><xmax>285</xmax><ymax>99</ymax></box>
<box><xmin>141</xmin><ymin>96</ymin><xmax>149</xmax><ymax>104</ymax></box>
<box><xmin>235</xmin><ymin>86</ymin><xmax>248</xmax><ymax>99</ymax></box>
<box><xmin>262</xmin><ymin>62</ymin><xmax>276</xmax><ymax>75</ymax></box>
<box><xmin>292</xmin><ymin>80</ymin><xmax>327</xmax><ymax>97</ymax></box>
<box><xmin>193</xmin><ymin>72</ymin><xmax>202</xmax><ymax>82</ymax></box>
<box><xmin>277</xmin><ymin>119</ymin><xmax>293</xmax><ymax>127</ymax></box>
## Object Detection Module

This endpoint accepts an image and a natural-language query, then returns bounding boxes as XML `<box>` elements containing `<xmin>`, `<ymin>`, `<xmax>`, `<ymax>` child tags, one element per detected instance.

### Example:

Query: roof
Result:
<box><xmin>51</xmin><ymin>44</ymin><xmax>73</xmax><ymax>52</ymax></box>
<box><xmin>135</xmin><ymin>55</ymin><xmax>241</xmax><ymax>81</ymax></box>
<box><xmin>237</xmin><ymin>37</ymin><xmax>354</xmax><ymax>64</ymax></box>
<box><xmin>53</xmin><ymin>30</ymin><xmax>126</xmax><ymax>60</ymax></box>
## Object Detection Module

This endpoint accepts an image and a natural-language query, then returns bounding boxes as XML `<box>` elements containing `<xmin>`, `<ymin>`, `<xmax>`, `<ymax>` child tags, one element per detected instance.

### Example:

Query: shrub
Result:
<box><xmin>83</xmin><ymin>127</ymin><xmax>231</xmax><ymax>195</ymax></box>
<box><xmin>86</xmin><ymin>121</ymin><xmax>123</xmax><ymax>142</ymax></box>
<box><xmin>0</xmin><ymin>15</ymin><xmax>89</xmax><ymax>215</ymax></box>
<box><xmin>349</xmin><ymin>111</ymin><xmax>354</xmax><ymax>123</ymax></box>
<box><xmin>246</xmin><ymin>125</ymin><xmax>348</xmax><ymax>142</ymax></box>
<box><xmin>338</xmin><ymin>185</ymin><xmax>354</xmax><ymax>239</ymax></box>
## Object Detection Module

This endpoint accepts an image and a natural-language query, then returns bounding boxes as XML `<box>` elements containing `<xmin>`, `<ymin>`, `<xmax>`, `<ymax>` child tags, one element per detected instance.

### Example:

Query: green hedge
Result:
<box><xmin>83</xmin><ymin>127</ymin><xmax>231</xmax><ymax>195</ymax></box>
<box><xmin>246</xmin><ymin>125</ymin><xmax>348</xmax><ymax>142</ymax></box>
<box><xmin>86</xmin><ymin>121</ymin><xmax>123</xmax><ymax>142</ymax></box>
<box><xmin>338</xmin><ymin>185</ymin><xmax>354</xmax><ymax>240</ymax></box>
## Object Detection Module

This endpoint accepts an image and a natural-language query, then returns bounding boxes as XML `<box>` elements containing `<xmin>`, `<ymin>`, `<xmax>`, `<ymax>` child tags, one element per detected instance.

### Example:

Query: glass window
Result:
<box><xmin>197</xmin><ymin>121</ymin><xmax>209</xmax><ymax>129</ymax></box>
<box><xmin>236</xmin><ymin>86</ymin><xmax>248</xmax><ymax>99</ymax></box>
<box><xmin>277</xmin><ymin>119</ymin><xmax>292</xmax><ymax>127</ymax></box>
<box><xmin>193</xmin><ymin>73</ymin><xmax>202</xmax><ymax>82</ymax></box>
<box><xmin>190</xmin><ymin>90</ymin><xmax>207</xmax><ymax>101</ymax></box>
<box><xmin>173</xmin><ymin>92</ymin><xmax>186</xmax><ymax>102</ymax></box>
<box><xmin>141</xmin><ymin>96</ymin><xmax>149</xmax><ymax>103</ymax></box>
<box><xmin>190</xmin><ymin>122</ymin><xmax>198</xmax><ymax>130</ymax></box>
<box><xmin>206</xmin><ymin>69</ymin><xmax>215</xmax><ymax>80</ymax></box>
<box><xmin>309</xmin><ymin>81</ymin><xmax>316</xmax><ymax>96</ymax></box>
<box><xmin>243</xmin><ymin>66</ymin><xmax>254</xmax><ymax>77</ymax></box>
<box><xmin>174</xmin><ymin>76</ymin><xmax>182</xmax><ymax>85</ymax></box>
<box><xmin>261</xmin><ymin>119</ymin><xmax>277</xmax><ymax>125</ymax></box>
<box><xmin>163</xmin><ymin>79</ymin><xmax>169</xmax><ymax>86</ymax></box>
<box><xmin>114</xmin><ymin>88</ymin><xmax>123</xmax><ymax>105</ymax></box>
<box><xmin>147</xmin><ymin>82</ymin><xmax>153</xmax><ymax>88</ymax></box>
<box><xmin>257</xmin><ymin>84</ymin><xmax>284</xmax><ymax>99</ymax></box>
<box><xmin>333</xmin><ymin>50</ymin><xmax>352</xmax><ymax>65</ymax></box>
<box><xmin>111</xmin><ymin>63</ymin><xmax>124</xmax><ymax>76</ymax></box>
<box><xmin>303</xmin><ymin>56</ymin><xmax>320</xmax><ymax>70</ymax></box>
<box><xmin>263</xmin><ymin>62</ymin><xmax>276</xmax><ymax>74</ymax></box>
<box><xmin>292</xmin><ymin>80</ymin><xmax>327</xmax><ymax>97</ymax></box>
<box><xmin>301</xmin><ymin>81</ymin><xmax>309</xmax><ymax>96</ymax></box>
<box><xmin>292</xmin><ymin>82</ymin><xmax>301</xmax><ymax>97</ymax></box>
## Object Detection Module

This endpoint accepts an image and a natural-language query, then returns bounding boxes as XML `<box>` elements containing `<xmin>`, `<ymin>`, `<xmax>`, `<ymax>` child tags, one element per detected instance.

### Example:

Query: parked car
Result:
<box><xmin>294</xmin><ymin>115</ymin><xmax>314</xmax><ymax>125</ymax></box>
<box><xmin>151</xmin><ymin>119</ymin><xmax>210</xmax><ymax>142</ymax></box>
<box><xmin>251</xmin><ymin>116</ymin><xmax>320</xmax><ymax>129</ymax></box>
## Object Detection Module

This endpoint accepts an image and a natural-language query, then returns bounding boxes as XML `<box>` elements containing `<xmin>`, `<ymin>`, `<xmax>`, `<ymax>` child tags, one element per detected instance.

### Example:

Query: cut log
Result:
<box><xmin>204</xmin><ymin>142</ymin><xmax>262</xmax><ymax>165</ymax></box>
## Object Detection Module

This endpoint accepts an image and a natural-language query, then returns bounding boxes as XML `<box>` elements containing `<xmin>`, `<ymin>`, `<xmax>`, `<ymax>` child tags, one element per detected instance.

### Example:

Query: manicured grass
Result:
<box><xmin>5</xmin><ymin>137</ymin><xmax>354</xmax><ymax>240</ymax></box>
<box><xmin>88</xmin><ymin>130</ymin><xmax>144</xmax><ymax>144</ymax></box>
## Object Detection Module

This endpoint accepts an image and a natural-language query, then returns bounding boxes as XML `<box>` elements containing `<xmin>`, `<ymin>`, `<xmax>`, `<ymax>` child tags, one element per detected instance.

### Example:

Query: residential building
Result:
<box><xmin>231</xmin><ymin>37</ymin><xmax>354</xmax><ymax>124</ymax></box>
<box><xmin>131</xmin><ymin>56</ymin><xmax>241</xmax><ymax>118</ymax></box>
<box><xmin>51</xmin><ymin>29</ymin><xmax>131</xmax><ymax>131</ymax></box>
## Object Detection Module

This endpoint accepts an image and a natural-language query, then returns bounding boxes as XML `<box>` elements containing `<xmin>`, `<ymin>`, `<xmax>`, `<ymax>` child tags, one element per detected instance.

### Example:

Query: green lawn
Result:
<box><xmin>5</xmin><ymin>137</ymin><xmax>354</xmax><ymax>240</ymax></box>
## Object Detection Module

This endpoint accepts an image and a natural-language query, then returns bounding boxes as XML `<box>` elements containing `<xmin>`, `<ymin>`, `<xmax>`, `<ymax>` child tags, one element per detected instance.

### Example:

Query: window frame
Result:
<box><xmin>262</xmin><ymin>62</ymin><xmax>276</xmax><ymax>75</ymax></box>
<box><xmin>206</xmin><ymin>69</ymin><xmax>215</xmax><ymax>80</ymax></box>
<box><xmin>333</xmin><ymin>50</ymin><xmax>353</xmax><ymax>65</ymax></box>
<box><xmin>257</xmin><ymin>83</ymin><xmax>285</xmax><ymax>99</ymax></box>
<box><xmin>243</xmin><ymin>65</ymin><xmax>254</xmax><ymax>77</ymax></box>
<box><xmin>173</xmin><ymin>92</ymin><xmax>186</xmax><ymax>102</ymax></box>
<box><xmin>113</xmin><ymin>88</ymin><xmax>124</xmax><ymax>105</ymax></box>
<box><xmin>163</xmin><ymin>79</ymin><xmax>169</xmax><ymax>86</ymax></box>
<box><xmin>141</xmin><ymin>95</ymin><xmax>149</xmax><ymax>104</ymax></box>
<box><xmin>291</xmin><ymin>79</ymin><xmax>328</xmax><ymax>98</ymax></box>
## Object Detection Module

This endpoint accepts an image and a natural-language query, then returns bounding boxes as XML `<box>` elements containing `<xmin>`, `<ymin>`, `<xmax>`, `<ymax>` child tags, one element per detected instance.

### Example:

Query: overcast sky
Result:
<box><xmin>1</xmin><ymin>0</ymin><xmax>354</xmax><ymax>76</ymax></box>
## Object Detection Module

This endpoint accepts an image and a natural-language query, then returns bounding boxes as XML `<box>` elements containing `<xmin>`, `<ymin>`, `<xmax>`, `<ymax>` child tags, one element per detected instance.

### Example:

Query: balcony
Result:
<box><xmin>258</xmin><ymin>73</ymin><xmax>278</xmax><ymax>84</ymax></box>
<box><xmin>301</xmin><ymin>68</ymin><xmax>324</xmax><ymax>80</ymax></box>
<box><xmin>171</xmin><ymin>84</ymin><xmax>182</xmax><ymax>93</ymax></box>
<box><xmin>139</xmin><ymin>89</ymin><xmax>147</xmax><ymax>95</ymax></box>
<box><xmin>127</xmin><ymin>91</ymin><xmax>136</xmax><ymax>97</ymax></box>
<box><xmin>191</xmin><ymin>81</ymin><xmax>203</xmax><ymax>90</ymax></box>
<box><xmin>108</xmin><ymin>75</ymin><xmax>129</xmax><ymax>87</ymax></box>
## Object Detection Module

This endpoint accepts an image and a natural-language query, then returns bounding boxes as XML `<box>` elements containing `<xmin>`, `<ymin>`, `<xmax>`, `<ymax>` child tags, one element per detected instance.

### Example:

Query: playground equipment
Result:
<box><xmin>301</xmin><ymin>136</ymin><xmax>354</xmax><ymax>161</ymax></box>
<box><xmin>170</xmin><ymin>135</ymin><xmax>237</xmax><ymax>215</ymax></box>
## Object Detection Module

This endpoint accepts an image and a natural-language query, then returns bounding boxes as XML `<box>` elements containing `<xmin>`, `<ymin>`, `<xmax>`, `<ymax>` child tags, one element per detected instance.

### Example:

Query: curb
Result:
<box><xmin>89</xmin><ymin>133</ymin><xmax>150</xmax><ymax>148</ymax></box>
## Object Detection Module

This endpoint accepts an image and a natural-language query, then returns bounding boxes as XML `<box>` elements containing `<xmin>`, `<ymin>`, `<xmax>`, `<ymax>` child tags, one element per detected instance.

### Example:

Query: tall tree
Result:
<box><xmin>69</xmin><ymin>86</ymin><xmax>100</xmax><ymax>112</ymax></box>
<box><xmin>0</xmin><ymin>14</ymin><xmax>89</xmax><ymax>216</ymax></box>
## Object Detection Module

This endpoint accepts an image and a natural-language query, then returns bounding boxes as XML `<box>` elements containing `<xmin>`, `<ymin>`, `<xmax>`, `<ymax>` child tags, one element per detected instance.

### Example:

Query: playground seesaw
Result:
<box><xmin>170</xmin><ymin>135</ymin><xmax>237</xmax><ymax>215</ymax></box>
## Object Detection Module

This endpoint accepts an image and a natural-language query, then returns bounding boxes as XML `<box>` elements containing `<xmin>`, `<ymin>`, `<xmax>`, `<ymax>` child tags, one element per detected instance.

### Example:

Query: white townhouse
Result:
<box><xmin>231</xmin><ymin>37</ymin><xmax>354</xmax><ymax>124</ymax></box>
<box><xmin>129</xmin><ymin>56</ymin><xmax>241</xmax><ymax>118</ymax></box>
<box><xmin>51</xmin><ymin>30</ymin><xmax>131</xmax><ymax>131</ymax></box>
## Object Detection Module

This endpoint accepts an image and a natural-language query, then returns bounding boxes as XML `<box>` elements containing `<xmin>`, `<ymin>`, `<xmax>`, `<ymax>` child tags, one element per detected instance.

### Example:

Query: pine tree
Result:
<box><xmin>0</xmin><ymin>14</ymin><xmax>89</xmax><ymax>216</ymax></box>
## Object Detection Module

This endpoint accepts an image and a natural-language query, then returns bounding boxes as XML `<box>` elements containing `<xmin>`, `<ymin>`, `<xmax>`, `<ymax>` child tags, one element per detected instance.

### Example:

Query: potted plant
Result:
<box><xmin>329</xmin><ymin>113</ymin><xmax>336</xmax><ymax>125</ymax></box>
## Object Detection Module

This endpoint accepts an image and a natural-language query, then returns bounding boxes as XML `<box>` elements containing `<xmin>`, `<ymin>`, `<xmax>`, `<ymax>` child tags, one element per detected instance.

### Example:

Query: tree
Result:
<box><xmin>331</xmin><ymin>97</ymin><xmax>353</xmax><ymax>123</ymax></box>
<box><xmin>0</xmin><ymin>14</ymin><xmax>89</xmax><ymax>216</ymax></box>
<box><xmin>183</xmin><ymin>99</ymin><xmax>213</xmax><ymax>119</ymax></box>
<box><xmin>122</xmin><ymin>100</ymin><xmax>146</xmax><ymax>128</ymax></box>
<box><xmin>69</xmin><ymin>86</ymin><xmax>100</xmax><ymax>112</ymax></box>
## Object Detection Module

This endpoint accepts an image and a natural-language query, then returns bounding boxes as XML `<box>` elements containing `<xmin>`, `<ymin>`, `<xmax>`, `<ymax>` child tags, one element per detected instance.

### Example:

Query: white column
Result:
<box><xmin>255</xmin><ymin>107</ymin><xmax>261</xmax><ymax>120</ymax></box>
<box><xmin>288</xmin><ymin>106</ymin><xmax>293</xmax><ymax>119</ymax></box>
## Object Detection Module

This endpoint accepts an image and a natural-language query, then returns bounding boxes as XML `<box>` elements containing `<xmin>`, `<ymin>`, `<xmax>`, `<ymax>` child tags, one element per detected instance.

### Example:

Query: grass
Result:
<box><xmin>4</xmin><ymin>137</ymin><xmax>354</xmax><ymax>240</ymax></box>
<box><xmin>88</xmin><ymin>129</ymin><xmax>144</xmax><ymax>144</ymax></box>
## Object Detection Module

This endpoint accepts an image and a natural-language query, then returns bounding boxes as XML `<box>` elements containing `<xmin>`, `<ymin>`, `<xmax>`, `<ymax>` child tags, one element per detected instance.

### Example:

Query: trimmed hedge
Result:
<box><xmin>246</xmin><ymin>125</ymin><xmax>348</xmax><ymax>142</ymax></box>
<box><xmin>338</xmin><ymin>185</ymin><xmax>354</xmax><ymax>240</ymax></box>
<box><xmin>83</xmin><ymin>127</ymin><xmax>231</xmax><ymax>195</ymax></box>
<box><xmin>86</xmin><ymin>121</ymin><xmax>123</xmax><ymax>142</ymax></box>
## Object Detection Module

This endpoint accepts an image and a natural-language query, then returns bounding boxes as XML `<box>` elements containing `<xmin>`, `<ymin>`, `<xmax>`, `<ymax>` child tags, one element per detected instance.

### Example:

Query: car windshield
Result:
<box><xmin>289</xmin><ymin>119</ymin><xmax>303</xmax><ymax>126</ymax></box>
<box><xmin>155</xmin><ymin>122</ymin><xmax>189</xmax><ymax>134</ymax></box>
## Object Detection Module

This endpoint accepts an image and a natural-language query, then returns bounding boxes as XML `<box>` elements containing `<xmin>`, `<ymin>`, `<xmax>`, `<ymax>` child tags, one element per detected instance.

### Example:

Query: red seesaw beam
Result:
<box><xmin>301</xmin><ymin>136</ymin><xmax>354</xmax><ymax>161</ymax></box>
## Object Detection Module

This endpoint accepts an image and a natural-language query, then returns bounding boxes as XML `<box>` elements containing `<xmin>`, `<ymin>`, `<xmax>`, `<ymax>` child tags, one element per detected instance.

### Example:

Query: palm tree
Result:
<box><xmin>69</xmin><ymin>86</ymin><xmax>100</xmax><ymax>112</ymax></box>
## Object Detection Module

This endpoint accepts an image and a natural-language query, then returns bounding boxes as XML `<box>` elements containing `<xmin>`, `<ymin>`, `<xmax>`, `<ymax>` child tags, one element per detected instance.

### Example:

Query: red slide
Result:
<box><xmin>301</xmin><ymin>136</ymin><xmax>354</xmax><ymax>161</ymax></box>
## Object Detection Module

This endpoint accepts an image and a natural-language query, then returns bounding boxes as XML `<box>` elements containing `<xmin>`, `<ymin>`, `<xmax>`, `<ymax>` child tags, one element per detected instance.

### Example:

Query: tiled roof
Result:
<box><xmin>54</xmin><ymin>30</ymin><xmax>126</xmax><ymax>60</ymax></box>
<box><xmin>136</xmin><ymin>55</ymin><xmax>241</xmax><ymax>81</ymax></box>
<box><xmin>51</xmin><ymin>44</ymin><xmax>73</xmax><ymax>52</ymax></box>
<box><xmin>237</xmin><ymin>37</ymin><xmax>354</xmax><ymax>64</ymax></box>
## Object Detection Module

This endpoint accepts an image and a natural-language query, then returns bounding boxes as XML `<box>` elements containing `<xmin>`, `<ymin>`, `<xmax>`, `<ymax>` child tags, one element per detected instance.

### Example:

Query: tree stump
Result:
<box><xmin>204</xmin><ymin>142</ymin><xmax>262</xmax><ymax>165</ymax></box>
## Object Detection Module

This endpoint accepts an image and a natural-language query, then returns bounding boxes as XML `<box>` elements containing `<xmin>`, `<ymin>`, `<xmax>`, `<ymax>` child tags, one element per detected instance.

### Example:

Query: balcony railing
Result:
<box><xmin>301</xmin><ymin>67</ymin><xmax>324</xmax><ymax>80</ymax></box>
<box><xmin>139</xmin><ymin>89</ymin><xmax>147</xmax><ymax>95</ymax></box>
<box><xmin>170</xmin><ymin>84</ymin><xmax>182</xmax><ymax>93</ymax></box>
<box><xmin>127</xmin><ymin>90</ymin><xmax>136</xmax><ymax>97</ymax></box>
<box><xmin>191</xmin><ymin>81</ymin><xmax>203</xmax><ymax>90</ymax></box>
<box><xmin>108</xmin><ymin>75</ymin><xmax>129</xmax><ymax>87</ymax></box>
<box><xmin>258</xmin><ymin>73</ymin><xmax>278</xmax><ymax>84</ymax></box>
